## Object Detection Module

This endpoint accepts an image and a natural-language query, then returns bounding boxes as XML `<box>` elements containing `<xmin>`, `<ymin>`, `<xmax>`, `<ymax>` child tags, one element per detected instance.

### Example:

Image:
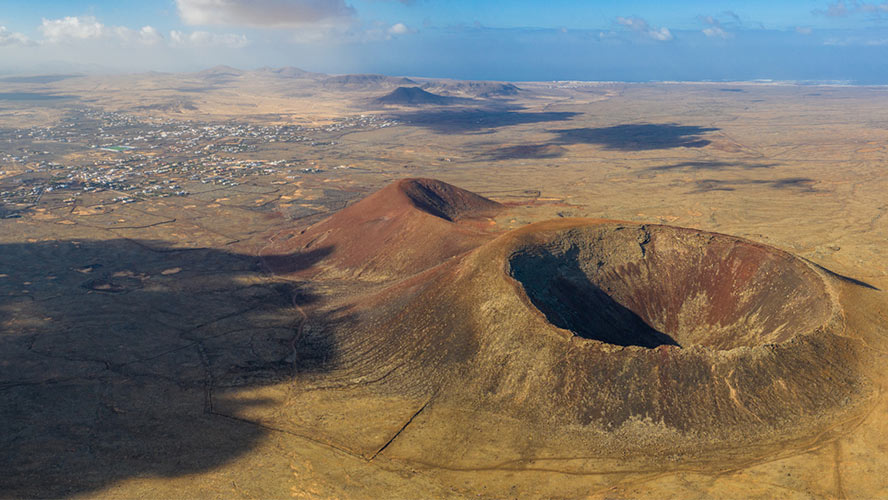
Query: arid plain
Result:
<box><xmin>1</xmin><ymin>69</ymin><xmax>887</xmax><ymax>498</ymax></box>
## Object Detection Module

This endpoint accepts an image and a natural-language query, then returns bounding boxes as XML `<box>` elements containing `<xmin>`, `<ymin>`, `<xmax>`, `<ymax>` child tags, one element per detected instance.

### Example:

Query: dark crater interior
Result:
<box><xmin>509</xmin><ymin>225</ymin><xmax>834</xmax><ymax>350</ymax></box>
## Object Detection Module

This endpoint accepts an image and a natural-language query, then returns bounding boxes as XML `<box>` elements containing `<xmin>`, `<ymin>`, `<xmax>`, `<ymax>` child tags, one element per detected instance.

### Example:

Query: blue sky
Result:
<box><xmin>2</xmin><ymin>1</ymin><xmax>888</xmax><ymax>82</ymax></box>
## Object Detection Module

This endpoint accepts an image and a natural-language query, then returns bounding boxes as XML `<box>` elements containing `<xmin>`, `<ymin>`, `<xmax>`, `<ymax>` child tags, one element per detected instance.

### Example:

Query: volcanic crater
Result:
<box><xmin>508</xmin><ymin>224</ymin><xmax>835</xmax><ymax>351</ymax></box>
<box><xmin>272</xmin><ymin>179</ymin><xmax>872</xmax><ymax>462</ymax></box>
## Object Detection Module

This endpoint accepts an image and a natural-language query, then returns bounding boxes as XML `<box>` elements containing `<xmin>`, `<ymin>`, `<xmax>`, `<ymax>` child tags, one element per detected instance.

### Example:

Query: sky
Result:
<box><xmin>2</xmin><ymin>0</ymin><xmax>888</xmax><ymax>82</ymax></box>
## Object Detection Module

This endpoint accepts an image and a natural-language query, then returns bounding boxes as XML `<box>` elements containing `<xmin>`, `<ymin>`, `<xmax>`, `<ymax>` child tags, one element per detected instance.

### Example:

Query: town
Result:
<box><xmin>0</xmin><ymin>108</ymin><xmax>398</xmax><ymax>217</ymax></box>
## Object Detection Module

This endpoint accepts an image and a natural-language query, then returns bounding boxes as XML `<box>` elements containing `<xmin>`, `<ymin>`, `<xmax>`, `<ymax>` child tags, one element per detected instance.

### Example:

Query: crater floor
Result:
<box><xmin>509</xmin><ymin>224</ymin><xmax>835</xmax><ymax>350</ymax></box>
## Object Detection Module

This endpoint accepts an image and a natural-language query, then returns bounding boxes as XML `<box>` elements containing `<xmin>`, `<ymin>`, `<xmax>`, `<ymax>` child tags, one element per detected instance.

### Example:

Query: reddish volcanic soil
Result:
<box><xmin>321</xmin><ymin>217</ymin><xmax>864</xmax><ymax>443</ymax></box>
<box><xmin>255</xmin><ymin>180</ymin><xmax>874</xmax><ymax>468</ymax></box>
<box><xmin>262</xmin><ymin>178</ymin><xmax>501</xmax><ymax>281</ymax></box>
<box><xmin>508</xmin><ymin>224</ymin><xmax>835</xmax><ymax>350</ymax></box>
<box><xmin>228</xmin><ymin>179</ymin><xmax>881</xmax><ymax>498</ymax></box>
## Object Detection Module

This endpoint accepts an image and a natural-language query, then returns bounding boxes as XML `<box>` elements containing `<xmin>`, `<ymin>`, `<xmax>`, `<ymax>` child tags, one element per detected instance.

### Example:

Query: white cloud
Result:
<box><xmin>176</xmin><ymin>0</ymin><xmax>355</xmax><ymax>28</ymax></box>
<box><xmin>616</xmin><ymin>16</ymin><xmax>673</xmax><ymax>41</ymax></box>
<box><xmin>169</xmin><ymin>30</ymin><xmax>250</xmax><ymax>48</ymax></box>
<box><xmin>860</xmin><ymin>2</ymin><xmax>888</xmax><ymax>12</ymax></box>
<box><xmin>701</xmin><ymin>16</ymin><xmax>733</xmax><ymax>39</ymax></box>
<box><xmin>796</xmin><ymin>26</ymin><xmax>814</xmax><ymax>35</ymax></box>
<box><xmin>648</xmin><ymin>28</ymin><xmax>673</xmax><ymax>41</ymax></box>
<box><xmin>114</xmin><ymin>25</ymin><xmax>165</xmax><ymax>46</ymax></box>
<box><xmin>39</xmin><ymin>16</ymin><xmax>164</xmax><ymax>46</ymax></box>
<box><xmin>40</xmin><ymin>16</ymin><xmax>105</xmax><ymax>42</ymax></box>
<box><xmin>139</xmin><ymin>26</ymin><xmax>164</xmax><ymax>45</ymax></box>
<box><xmin>702</xmin><ymin>26</ymin><xmax>730</xmax><ymax>38</ymax></box>
<box><xmin>816</xmin><ymin>1</ymin><xmax>888</xmax><ymax>17</ymax></box>
<box><xmin>36</xmin><ymin>15</ymin><xmax>250</xmax><ymax>49</ymax></box>
<box><xmin>358</xmin><ymin>22</ymin><xmax>416</xmax><ymax>42</ymax></box>
<box><xmin>387</xmin><ymin>22</ymin><xmax>412</xmax><ymax>36</ymax></box>
<box><xmin>0</xmin><ymin>26</ymin><xmax>31</xmax><ymax>47</ymax></box>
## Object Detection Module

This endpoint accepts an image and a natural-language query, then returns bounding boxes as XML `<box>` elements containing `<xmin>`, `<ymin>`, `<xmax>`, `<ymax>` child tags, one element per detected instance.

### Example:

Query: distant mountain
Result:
<box><xmin>196</xmin><ymin>65</ymin><xmax>245</xmax><ymax>82</ymax></box>
<box><xmin>374</xmin><ymin>86</ymin><xmax>467</xmax><ymax>106</ymax></box>
<box><xmin>0</xmin><ymin>74</ymin><xmax>84</xmax><ymax>84</ymax></box>
<box><xmin>324</xmin><ymin>74</ymin><xmax>417</xmax><ymax>89</ymax></box>
<box><xmin>422</xmin><ymin>81</ymin><xmax>521</xmax><ymax>98</ymax></box>
<box><xmin>254</xmin><ymin>66</ymin><xmax>323</xmax><ymax>79</ymax></box>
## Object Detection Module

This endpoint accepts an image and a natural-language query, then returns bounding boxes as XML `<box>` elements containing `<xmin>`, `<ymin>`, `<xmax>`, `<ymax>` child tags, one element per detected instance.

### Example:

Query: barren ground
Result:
<box><xmin>1</xmin><ymin>72</ymin><xmax>886</xmax><ymax>498</ymax></box>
